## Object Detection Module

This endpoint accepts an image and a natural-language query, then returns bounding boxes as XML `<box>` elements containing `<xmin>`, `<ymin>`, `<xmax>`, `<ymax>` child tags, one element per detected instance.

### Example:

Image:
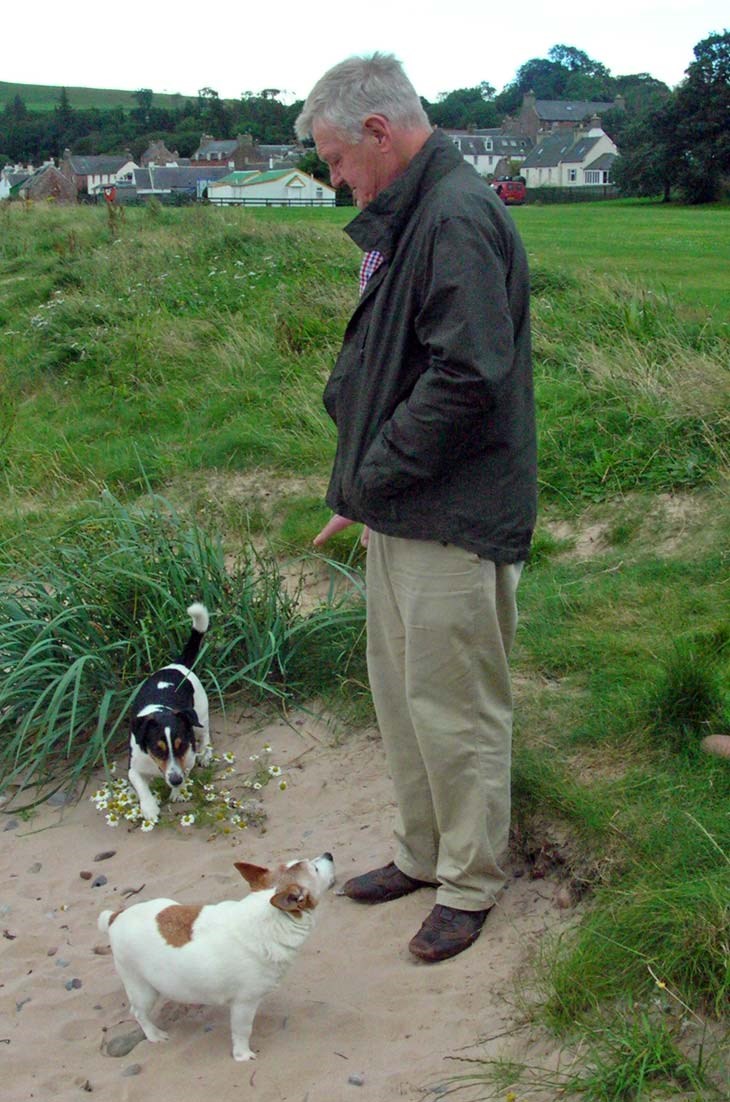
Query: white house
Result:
<box><xmin>61</xmin><ymin>152</ymin><xmax>138</xmax><ymax>196</ymax></box>
<box><xmin>521</xmin><ymin>122</ymin><xmax>618</xmax><ymax>189</ymax></box>
<box><xmin>445</xmin><ymin>129</ymin><xmax>532</xmax><ymax>178</ymax></box>
<box><xmin>207</xmin><ymin>169</ymin><xmax>336</xmax><ymax>207</ymax></box>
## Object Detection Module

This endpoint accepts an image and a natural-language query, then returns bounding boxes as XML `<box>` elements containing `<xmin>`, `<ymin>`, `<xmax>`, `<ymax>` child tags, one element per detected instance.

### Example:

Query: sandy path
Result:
<box><xmin>1</xmin><ymin>711</ymin><xmax>569</xmax><ymax>1102</ymax></box>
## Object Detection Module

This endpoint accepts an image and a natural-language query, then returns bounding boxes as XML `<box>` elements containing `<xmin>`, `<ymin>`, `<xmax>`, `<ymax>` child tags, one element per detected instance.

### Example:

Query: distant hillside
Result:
<box><xmin>0</xmin><ymin>81</ymin><xmax>197</xmax><ymax>113</ymax></box>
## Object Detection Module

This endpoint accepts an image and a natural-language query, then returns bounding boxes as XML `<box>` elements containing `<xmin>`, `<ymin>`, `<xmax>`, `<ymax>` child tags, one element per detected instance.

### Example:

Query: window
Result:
<box><xmin>585</xmin><ymin>170</ymin><xmax>600</xmax><ymax>184</ymax></box>
<box><xmin>568</xmin><ymin>168</ymin><xmax>577</xmax><ymax>182</ymax></box>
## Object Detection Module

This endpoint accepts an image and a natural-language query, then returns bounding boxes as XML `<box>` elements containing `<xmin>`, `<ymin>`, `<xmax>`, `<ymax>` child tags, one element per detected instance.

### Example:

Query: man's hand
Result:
<box><xmin>313</xmin><ymin>514</ymin><xmax>369</xmax><ymax>548</ymax></box>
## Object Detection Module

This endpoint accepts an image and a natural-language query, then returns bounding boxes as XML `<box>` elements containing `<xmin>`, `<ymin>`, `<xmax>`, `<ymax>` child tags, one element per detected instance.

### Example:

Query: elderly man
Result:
<box><xmin>295</xmin><ymin>54</ymin><xmax>536</xmax><ymax>963</ymax></box>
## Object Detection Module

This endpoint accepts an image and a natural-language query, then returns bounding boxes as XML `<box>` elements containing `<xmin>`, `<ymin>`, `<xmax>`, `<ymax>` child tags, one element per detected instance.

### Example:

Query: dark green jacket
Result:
<box><xmin>323</xmin><ymin>129</ymin><xmax>537</xmax><ymax>563</ymax></box>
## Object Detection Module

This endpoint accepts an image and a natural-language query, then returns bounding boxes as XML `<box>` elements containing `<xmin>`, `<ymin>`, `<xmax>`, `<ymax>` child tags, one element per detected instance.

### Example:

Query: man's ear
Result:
<box><xmin>363</xmin><ymin>114</ymin><xmax>391</xmax><ymax>149</ymax></box>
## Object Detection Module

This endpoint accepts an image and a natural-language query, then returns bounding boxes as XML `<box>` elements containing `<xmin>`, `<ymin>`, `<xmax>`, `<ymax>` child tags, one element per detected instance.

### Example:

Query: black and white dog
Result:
<box><xmin>128</xmin><ymin>603</ymin><xmax>211</xmax><ymax>823</ymax></box>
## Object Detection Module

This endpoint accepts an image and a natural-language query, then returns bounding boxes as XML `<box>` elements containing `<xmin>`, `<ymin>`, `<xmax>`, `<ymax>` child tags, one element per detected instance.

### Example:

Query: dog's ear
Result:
<box><xmin>131</xmin><ymin>715</ymin><xmax>159</xmax><ymax>748</ymax></box>
<box><xmin>175</xmin><ymin>708</ymin><xmax>201</xmax><ymax>729</ymax></box>
<box><xmin>270</xmin><ymin>885</ymin><xmax>314</xmax><ymax>916</ymax></box>
<box><xmin>234</xmin><ymin>861</ymin><xmax>272</xmax><ymax>890</ymax></box>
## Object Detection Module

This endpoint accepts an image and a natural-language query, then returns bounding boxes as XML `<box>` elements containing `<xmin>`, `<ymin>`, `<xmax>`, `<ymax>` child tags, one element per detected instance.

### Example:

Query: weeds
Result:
<box><xmin>0</xmin><ymin>489</ymin><xmax>365</xmax><ymax>806</ymax></box>
<box><xmin>438</xmin><ymin>1006</ymin><xmax>722</xmax><ymax>1100</ymax></box>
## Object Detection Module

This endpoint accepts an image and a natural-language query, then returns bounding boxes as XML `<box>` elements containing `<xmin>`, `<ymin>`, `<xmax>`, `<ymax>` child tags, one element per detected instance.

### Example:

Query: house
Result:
<box><xmin>445</xmin><ymin>129</ymin><xmax>532</xmax><ymax>178</ymax></box>
<box><xmin>191</xmin><ymin>134</ymin><xmax>305</xmax><ymax>172</ymax></box>
<box><xmin>114</xmin><ymin>163</ymin><xmax>233</xmax><ymax>203</ymax></box>
<box><xmin>141</xmin><ymin>140</ymin><xmax>180</xmax><ymax>167</ymax></box>
<box><xmin>521</xmin><ymin>119</ymin><xmax>618</xmax><ymax>189</ymax></box>
<box><xmin>17</xmin><ymin>163</ymin><xmax>77</xmax><ymax>203</ymax></box>
<box><xmin>513</xmin><ymin>91</ymin><xmax>625</xmax><ymax>142</ymax></box>
<box><xmin>191</xmin><ymin>133</ymin><xmax>259</xmax><ymax>169</ymax></box>
<box><xmin>61</xmin><ymin>151</ymin><xmax>138</xmax><ymax>196</ymax></box>
<box><xmin>0</xmin><ymin>163</ymin><xmax>33</xmax><ymax>200</ymax></box>
<box><xmin>207</xmin><ymin>168</ymin><xmax>336</xmax><ymax>207</ymax></box>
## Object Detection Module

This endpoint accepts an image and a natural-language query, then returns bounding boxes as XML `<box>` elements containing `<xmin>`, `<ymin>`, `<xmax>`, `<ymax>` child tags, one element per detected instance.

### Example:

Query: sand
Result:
<box><xmin>1</xmin><ymin>710</ymin><xmax>572</xmax><ymax>1102</ymax></box>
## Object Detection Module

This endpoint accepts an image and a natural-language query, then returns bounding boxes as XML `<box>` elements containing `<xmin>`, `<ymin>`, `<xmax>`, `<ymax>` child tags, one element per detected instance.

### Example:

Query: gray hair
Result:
<box><xmin>295</xmin><ymin>53</ymin><xmax>430</xmax><ymax>141</ymax></box>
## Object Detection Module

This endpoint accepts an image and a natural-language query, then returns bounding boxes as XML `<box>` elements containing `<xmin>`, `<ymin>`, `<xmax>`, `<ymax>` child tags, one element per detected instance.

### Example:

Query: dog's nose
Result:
<box><xmin>322</xmin><ymin>852</ymin><xmax>333</xmax><ymax>862</ymax></box>
<box><xmin>168</xmin><ymin>772</ymin><xmax>184</xmax><ymax>787</ymax></box>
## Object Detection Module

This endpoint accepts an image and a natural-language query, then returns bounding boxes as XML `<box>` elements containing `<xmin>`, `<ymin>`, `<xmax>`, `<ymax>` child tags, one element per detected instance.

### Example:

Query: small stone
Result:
<box><xmin>81</xmin><ymin>1081</ymin><xmax>93</xmax><ymax>1092</ymax></box>
<box><xmin>64</xmin><ymin>978</ymin><xmax>82</xmax><ymax>990</ymax></box>
<box><xmin>28</xmin><ymin>862</ymin><xmax>42</xmax><ymax>874</ymax></box>
<box><xmin>56</xmin><ymin>958</ymin><xmax>71</xmax><ymax>968</ymax></box>
<box><xmin>555</xmin><ymin>887</ymin><xmax>573</xmax><ymax>909</ymax></box>
<box><xmin>3</xmin><ymin>820</ymin><xmax>19</xmax><ymax>832</ymax></box>
<box><xmin>93</xmin><ymin>944</ymin><xmax>112</xmax><ymax>956</ymax></box>
<box><xmin>48</xmin><ymin>791</ymin><xmax>71</xmax><ymax>807</ymax></box>
<box><xmin>348</xmin><ymin>1074</ymin><xmax>365</xmax><ymax>1086</ymax></box>
<box><xmin>47</xmin><ymin>947</ymin><xmax>58</xmax><ymax>956</ymax></box>
<box><xmin>80</xmin><ymin>870</ymin><xmax>93</xmax><ymax>880</ymax></box>
<box><xmin>16</xmin><ymin>997</ymin><xmax>31</xmax><ymax>1011</ymax></box>
<box><xmin>91</xmin><ymin>875</ymin><xmax>108</xmax><ymax>888</ymax></box>
<box><xmin>105</xmin><ymin>1029</ymin><xmax>146</xmax><ymax>1058</ymax></box>
<box><xmin>701</xmin><ymin>734</ymin><xmax>730</xmax><ymax>759</ymax></box>
<box><xmin>94</xmin><ymin>850</ymin><xmax>116</xmax><ymax>862</ymax></box>
<box><xmin>121</xmin><ymin>1064</ymin><xmax>142</xmax><ymax>1077</ymax></box>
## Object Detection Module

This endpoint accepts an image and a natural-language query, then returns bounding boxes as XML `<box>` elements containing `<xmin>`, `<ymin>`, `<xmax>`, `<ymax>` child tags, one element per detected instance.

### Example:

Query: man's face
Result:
<box><xmin>313</xmin><ymin>120</ymin><xmax>389</xmax><ymax>209</ymax></box>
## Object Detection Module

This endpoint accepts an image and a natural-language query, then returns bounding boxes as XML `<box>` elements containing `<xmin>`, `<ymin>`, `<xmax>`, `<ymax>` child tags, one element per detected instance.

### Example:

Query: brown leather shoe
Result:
<box><xmin>341</xmin><ymin>862</ymin><xmax>436</xmax><ymax>903</ymax></box>
<box><xmin>408</xmin><ymin>904</ymin><xmax>490</xmax><ymax>962</ymax></box>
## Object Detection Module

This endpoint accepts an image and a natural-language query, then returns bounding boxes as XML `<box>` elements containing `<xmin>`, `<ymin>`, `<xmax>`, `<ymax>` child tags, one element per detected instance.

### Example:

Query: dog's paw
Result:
<box><xmin>198</xmin><ymin>745</ymin><xmax>213</xmax><ymax>766</ymax></box>
<box><xmin>139</xmin><ymin>800</ymin><xmax>159</xmax><ymax>822</ymax></box>
<box><xmin>142</xmin><ymin>1026</ymin><xmax>169</xmax><ymax>1043</ymax></box>
<box><xmin>168</xmin><ymin>787</ymin><xmax>186</xmax><ymax>803</ymax></box>
<box><xmin>233</xmin><ymin>1046</ymin><xmax>256</xmax><ymax>1062</ymax></box>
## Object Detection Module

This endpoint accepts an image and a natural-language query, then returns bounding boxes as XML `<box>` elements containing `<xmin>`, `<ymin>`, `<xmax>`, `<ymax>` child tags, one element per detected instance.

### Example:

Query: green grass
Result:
<box><xmin>1</xmin><ymin>198</ymin><xmax>729</xmax><ymax>1091</ymax></box>
<box><xmin>511</xmin><ymin>199</ymin><xmax>730</xmax><ymax>317</ymax></box>
<box><xmin>0</xmin><ymin>80</ymin><xmax>194</xmax><ymax>112</ymax></box>
<box><xmin>0</xmin><ymin>489</ymin><xmax>366</xmax><ymax>805</ymax></box>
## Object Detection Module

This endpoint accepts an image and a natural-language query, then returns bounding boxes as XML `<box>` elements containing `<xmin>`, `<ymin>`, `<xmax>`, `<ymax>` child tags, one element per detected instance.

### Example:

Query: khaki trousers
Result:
<box><xmin>365</xmin><ymin>533</ymin><xmax>522</xmax><ymax>910</ymax></box>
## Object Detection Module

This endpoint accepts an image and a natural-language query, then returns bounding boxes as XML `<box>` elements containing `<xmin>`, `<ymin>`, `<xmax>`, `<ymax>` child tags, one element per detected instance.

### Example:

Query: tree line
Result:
<box><xmin>1</xmin><ymin>34</ymin><xmax>727</xmax><ymax>203</ymax></box>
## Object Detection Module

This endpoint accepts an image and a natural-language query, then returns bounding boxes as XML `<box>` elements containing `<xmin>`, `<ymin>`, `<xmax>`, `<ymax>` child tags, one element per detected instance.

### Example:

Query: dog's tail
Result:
<box><xmin>178</xmin><ymin>602</ymin><xmax>210</xmax><ymax>668</ymax></box>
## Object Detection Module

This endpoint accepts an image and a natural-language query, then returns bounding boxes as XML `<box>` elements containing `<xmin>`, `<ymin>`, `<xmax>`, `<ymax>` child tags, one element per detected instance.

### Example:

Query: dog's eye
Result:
<box><xmin>157</xmin><ymin>740</ymin><xmax>168</xmax><ymax>754</ymax></box>
<box><xmin>174</xmin><ymin>738</ymin><xmax>184</xmax><ymax>753</ymax></box>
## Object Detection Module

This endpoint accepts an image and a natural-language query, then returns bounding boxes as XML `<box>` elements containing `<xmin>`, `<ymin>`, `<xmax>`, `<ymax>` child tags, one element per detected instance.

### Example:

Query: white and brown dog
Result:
<box><xmin>128</xmin><ymin>602</ymin><xmax>211</xmax><ymax>823</ymax></box>
<box><xmin>98</xmin><ymin>852</ymin><xmax>335</xmax><ymax>1061</ymax></box>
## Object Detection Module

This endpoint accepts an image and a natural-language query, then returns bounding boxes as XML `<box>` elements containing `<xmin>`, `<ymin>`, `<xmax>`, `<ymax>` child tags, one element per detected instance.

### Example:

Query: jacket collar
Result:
<box><xmin>344</xmin><ymin>129</ymin><xmax>464</xmax><ymax>258</ymax></box>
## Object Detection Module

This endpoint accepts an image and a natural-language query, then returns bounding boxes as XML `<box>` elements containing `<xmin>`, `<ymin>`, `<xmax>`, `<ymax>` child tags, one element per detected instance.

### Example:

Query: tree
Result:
<box><xmin>427</xmin><ymin>84</ymin><xmax>498</xmax><ymax>129</ymax></box>
<box><xmin>3</xmin><ymin>94</ymin><xmax>29</xmax><ymax>122</ymax></box>
<box><xmin>613</xmin><ymin>30</ymin><xmax>730</xmax><ymax>204</ymax></box>
<box><xmin>197</xmin><ymin>87</ymin><xmax>229</xmax><ymax>135</ymax></box>
<box><xmin>673</xmin><ymin>30</ymin><xmax>730</xmax><ymax>202</ymax></box>
<box><xmin>612</xmin><ymin>100</ymin><xmax>682</xmax><ymax>201</ymax></box>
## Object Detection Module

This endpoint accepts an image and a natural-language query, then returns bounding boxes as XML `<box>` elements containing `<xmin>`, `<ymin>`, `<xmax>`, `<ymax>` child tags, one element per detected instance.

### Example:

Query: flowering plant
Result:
<box><xmin>90</xmin><ymin>745</ymin><xmax>285</xmax><ymax>834</ymax></box>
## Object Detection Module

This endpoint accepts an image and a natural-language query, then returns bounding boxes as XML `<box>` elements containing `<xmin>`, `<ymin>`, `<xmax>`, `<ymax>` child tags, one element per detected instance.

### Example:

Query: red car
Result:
<box><xmin>491</xmin><ymin>177</ymin><xmax>526</xmax><ymax>205</ymax></box>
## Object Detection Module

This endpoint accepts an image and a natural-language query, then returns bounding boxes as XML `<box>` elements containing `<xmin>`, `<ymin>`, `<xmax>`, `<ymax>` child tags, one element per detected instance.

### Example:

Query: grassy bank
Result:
<box><xmin>1</xmin><ymin>198</ymin><xmax>729</xmax><ymax>1096</ymax></box>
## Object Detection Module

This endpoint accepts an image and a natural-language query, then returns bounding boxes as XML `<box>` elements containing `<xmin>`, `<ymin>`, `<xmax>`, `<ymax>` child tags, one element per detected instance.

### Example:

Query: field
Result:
<box><xmin>1</xmin><ymin>197</ymin><xmax>729</xmax><ymax>1097</ymax></box>
<box><xmin>0</xmin><ymin>80</ymin><xmax>193</xmax><ymax>113</ymax></box>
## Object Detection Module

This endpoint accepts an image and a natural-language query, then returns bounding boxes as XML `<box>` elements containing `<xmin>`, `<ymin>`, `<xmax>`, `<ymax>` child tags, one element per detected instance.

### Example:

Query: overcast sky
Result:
<box><xmin>5</xmin><ymin>1</ymin><xmax>727</xmax><ymax>103</ymax></box>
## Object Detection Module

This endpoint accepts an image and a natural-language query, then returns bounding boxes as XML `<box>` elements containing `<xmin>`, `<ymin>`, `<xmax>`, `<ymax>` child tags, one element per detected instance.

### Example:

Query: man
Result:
<box><xmin>295</xmin><ymin>54</ymin><xmax>536</xmax><ymax>963</ymax></box>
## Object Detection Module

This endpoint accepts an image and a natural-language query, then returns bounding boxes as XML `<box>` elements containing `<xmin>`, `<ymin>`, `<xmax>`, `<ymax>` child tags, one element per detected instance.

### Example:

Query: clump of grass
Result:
<box><xmin>0</xmin><ymin>488</ymin><xmax>365</xmax><ymax>807</ymax></box>
<box><xmin>439</xmin><ymin>1007</ymin><xmax>722</xmax><ymax>1100</ymax></box>
<box><xmin>645</xmin><ymin>637</ymin><xmax>729</xmax><ymax>754</ymax></box>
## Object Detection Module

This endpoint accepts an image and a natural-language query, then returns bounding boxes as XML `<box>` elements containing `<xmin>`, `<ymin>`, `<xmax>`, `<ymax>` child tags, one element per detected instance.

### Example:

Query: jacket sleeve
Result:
<box><xmin>356</xmin><ymin>211</ymin><xmax>517</xmax><ymax>501</ymax></box>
